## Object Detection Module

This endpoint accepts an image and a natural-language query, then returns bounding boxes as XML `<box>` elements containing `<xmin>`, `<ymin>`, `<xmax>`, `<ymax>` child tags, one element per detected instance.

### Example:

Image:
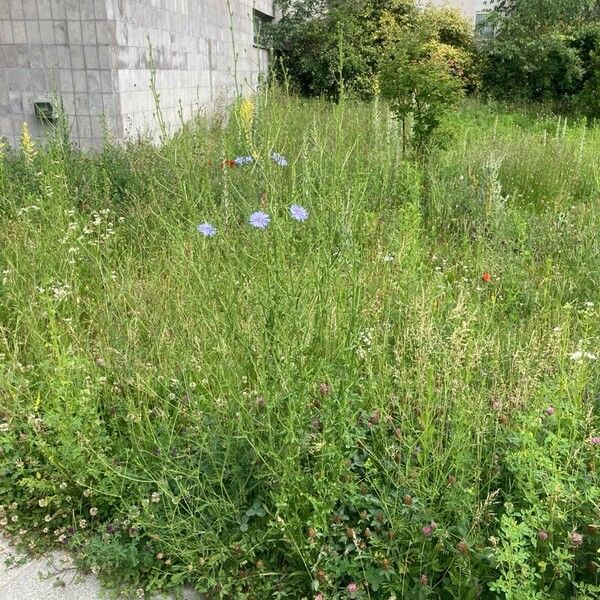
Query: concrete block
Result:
<box><xmin>11</xmin><ymin>19</ymin><xmax>27</xmax><ymax>43</ymax></box>
<box><xmin>0</xmin><ymin>91</ymin><xmax>10</xmax><ymax>115</ymax></box>
<box><xmin>59</xmin><ymin>68</ymin><xmax>73</xmax><ymax>91</ymax></box>
<box><xmin>97</xmin><ymin>44</ymin><xmax>111</xmax><ymax>69</ymax></box>
<box><xmin>78</xmin><ymin>114</ymin><xmax>92</xmax><ymax>136</ymax></box>
<box><xmin>9</xmin><ymin>69</ymin><xmax>33</xmax><ymax>93</ymax></box>
<box><xmin>2</xmin><ymin>0</ymin><xmax>271</xmax><ymax>148</ymax></box>
<box><xmin>88</xmin><ymin>92</ymin><xmax>102</xmax><ymax>114</ymax></box>
<box><xmin>39</xmin><ymin>19</ymin><xmax>54</xmax><ymax>43</ymax></box>
<box><xmin>0</xmin><ymin>20</ymin><xmax>15</xmax><ymax>43</ymax></box>
<box><xmin>28</xmin><ymin>43</ymin><xmax>44</xmax><ymax>67</ymax></box>
<box><xmin>78</xmin><ymin>0</ymin><xmax>95</xmax><ymax>21</ymax></box>
<box><xmin>25</xmin><ymin>20</ymin><xmax>40</xmax><ymax>44</ymax></box>
<box><xmin>8</xmin><ymin>90</ymin><xmax>23</xmax><ymax>112</ymax></box>
<box><xmin>72</xmin><ymin>70</ymin><xmax>87</xmax><ymax>92</ymax></box>
<box><xmin>13</xmin><ymin>44</ymin><xmax>29</xmax><ymax>67</ymax></box>
<box><xmin>69</xmin><ymin>44</ymin><xmax>84</xmax><ymax>68</ymax></box>
<box><xmin>94</xmin><ymin>1</ymin><xmax>107</xmax><ymax>20</ymax></box>
<box><xmin>56</xmin><ymin>45</ymin><xmax>70</xmax><ymax>68</ymax></box>
<box><xmin>99</xmin><ymin>69</ymin><xmax>111</xmax><ymax>92</ymax></box>
<box><xmin>43</xmin><ymin>43</ymin><xmax>58</xmax><ymax>67</ymax></box>
<box><xmin>59</xmin><ymin>91</ymin><xmax>75</xmax><ymax>114</ymax></box>
<box><xmin>36</xmin><ymin>0</ymin><xmax>53</xmax><ymax>20</ymax></box>
<box><xmin>9</xmin><ymin>1</ymin><xmax>25</xmax><ymax>21</ymax></box>
<box><xmin>46</xmin><ymin>67</ymin><xmax>59</xmax><ymax>89</ymax></box>
<box><xmin>52</xmin><ymin>19</ymin><xmax>67</xmax><ymax>43</ymax></box>
<box><xmin>87</xmin><ymin>69</ymin><xmax>101</xmax><ymax>92</ymax></box>
<box><xmin>0</xmin><ymin>45</ymin><xmax>17</xmax><ymax>67</ymax></box>
<box><xmin>64</xmin><ymin>0</ymin><xmax>79</xmax><ymax>20</ymax></box>
<box><xmin>50</xmin><ymin>0</ymin><xmax>66</xmax><ymax>20</ymax></box>
<box><xmin>11</xmin><ymin>114</ymin><xmax>25</xmax><ymax>135</ymax></box>
<box><xmin>0</xmin><ymin>92</ymin><xmax>9</xmax><ymax>113</ymax></box>
<box><xmin>95</xmin><ymin>20</ymin><xmax>109</xmax><ymax>45</ymax></box>
<box><xmin>81</xmin><ymin>20</ymin><xmax>96</xmax><ymax>44</ymax></box>
<box><xmin>23</xmin><ymin>1</ymin><xmax>38</xmax><ymax>20</ymax></box>
<box><xmin>21</xmin><ymin>89</ymin><xmax>35</xmax><ymax>113</ymax></box>
<box><xmin>66</xmin><ymin>19</ymin><xmax>81</xmax><ymax>44</ymax></box>
<box><xmin>74</xmin><ymin>92</ymin><xmax>90</xmax><ymax>115</ymax></box>
<box><xmin>31</xmin><ymin>67</ymin><xmax>48</xmax><ymax>91</ymax></box>
<box><xmin>83</xmin><ymin>44</ymin><xmax>98</xmax><ymax>69</ymax></box>
<box><xmin>0</xmin><ymin>116</ymin><xmax>13</xmax><ymax>139</ymax></box>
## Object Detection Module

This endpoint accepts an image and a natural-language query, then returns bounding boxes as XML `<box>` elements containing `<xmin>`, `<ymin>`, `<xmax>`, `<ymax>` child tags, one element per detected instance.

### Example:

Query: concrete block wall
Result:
<box><xmin>0</xmin><ymin>0</ymin><xmax>274</xmax><ymax>148</ymax></box>
<box><xmin>108</xmin><ymin>0</ymin><xmax>273</xmax><ymax>140</ymax></box>
<box><xmin>0</xmin><ymin>0</ymin><xmax>118</xmax><ymax>149</ymax></box>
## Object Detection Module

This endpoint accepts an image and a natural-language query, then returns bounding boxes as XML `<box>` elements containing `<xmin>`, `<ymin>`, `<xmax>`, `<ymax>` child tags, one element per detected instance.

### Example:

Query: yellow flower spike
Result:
<box><xmin>0</xmin><ymin>139</ymin><xmax>5</xmax><ymax>178</ymax></box>
<box><xmin>20</xmin><ymin>121</ymin><xmax>37</xmax><ymax>165</ymax></box>
<box><xmin>239</xmin><ymin>98</ymin><xmax>254</xmax><ymax>132</ymax></box>
<box><xmin>238</xmin><ymin>98</ymin><xmax>257</xmax><ymax>155</ymax></box>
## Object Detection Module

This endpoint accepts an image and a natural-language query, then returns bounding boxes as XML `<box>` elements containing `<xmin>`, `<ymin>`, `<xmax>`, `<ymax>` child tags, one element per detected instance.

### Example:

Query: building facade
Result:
<box><xmin>425</xmin><ymin>0</ymin><xmax>489</xmax><ymax>23</ymax></box>
<box><xmin>0</xmin><ymin>0</ymin><xmax>275</xmax><ymax>148</ymax></box>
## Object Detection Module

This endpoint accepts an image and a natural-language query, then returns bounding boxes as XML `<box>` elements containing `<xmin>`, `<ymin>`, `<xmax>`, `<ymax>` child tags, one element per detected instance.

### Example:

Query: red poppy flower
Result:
<box><xmin>482</xmin><ymin>272</ymin><xmax>492</xmax><ymax>283</ymax></box>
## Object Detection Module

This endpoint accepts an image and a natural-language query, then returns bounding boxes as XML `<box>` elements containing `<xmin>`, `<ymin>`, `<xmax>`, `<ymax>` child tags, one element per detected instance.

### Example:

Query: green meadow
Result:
<box><xmin>0</xmin><ymin>95</ymin><xmax>599</xmax><ymax>598</ymax></box>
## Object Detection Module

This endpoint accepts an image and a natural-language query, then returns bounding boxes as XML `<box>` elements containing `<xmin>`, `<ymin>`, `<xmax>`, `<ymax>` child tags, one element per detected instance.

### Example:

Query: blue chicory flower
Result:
<box><xmin>235</xmin><ymin>156</ymin><xmax>254</xmax><ymax>166</ymax></box>
<box><xmin>249</xmin><ymin>211</ymin><xmax>271</xmax><ymax>229</ymax></box>
<box><xmin>197</xmin><ymin>222</ymin><xmax>217</xmax><ymax>237</ymax></box>
<box><xmin>289</xmin><ymin>204</ymin><xmax>309</xmax><ymax>222</ymax></box>
<box><xmin>271</xmin><ymin>152</ymin><xmax>288</xmax><ymax>167</ymax></box>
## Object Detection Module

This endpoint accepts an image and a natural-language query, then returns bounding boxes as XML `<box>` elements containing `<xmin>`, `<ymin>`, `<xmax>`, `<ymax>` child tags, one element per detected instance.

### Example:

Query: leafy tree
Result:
<box><xmin>269</xmin><ymin>1</ymin><xmax>475</xmax><ymax>100</ymax></box>
<box><xmin>379</xmin><ymin>29</ymin><xmax>463</xmax><ymax>155</ymax></box>
<box><xmin>493</xmin><ymin>0</ymin><xmax>600</xmax><ymax>29</ymax></box>
<box><xmin>575</xmin><ymin>26</ymin><xmax>600</xmax><ymax>118</ymax></box>
<box><xmin>481</xmin><ymin>0</ymin><xmax>600</xmax><ymax>112</ymax></box>
<box><xmin>269</xmin><ymin>1</ymin><xmax>417</xmax><ymax>99</ymax></box>
<box><xmin>419</xmin><ymin>6</ymin><xmax>480</xmax><ymax>92</ymax></box>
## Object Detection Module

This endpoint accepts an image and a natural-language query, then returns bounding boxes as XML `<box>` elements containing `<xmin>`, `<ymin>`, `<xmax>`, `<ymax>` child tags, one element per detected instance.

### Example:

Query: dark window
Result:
<box><xmin>253</xmin><ymin>9</ymin><xmax>273</xmax><ymax>48</ymax></box>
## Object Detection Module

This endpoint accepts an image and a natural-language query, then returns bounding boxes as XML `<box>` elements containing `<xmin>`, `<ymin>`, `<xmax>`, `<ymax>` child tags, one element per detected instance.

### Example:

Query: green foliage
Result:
<box><xmin>578</xmin><ymin>50</ymin><xmax>600</xmax><ymax>118</ymax></box>
<box><xmin>0</xmin><ymin>96</ymin><xmax>599</xmax><ymax>598</ymax></box>
<box><xmin>483</xmin><ymin>33</ymin><xmax>584</xmax><ymax>103</ymax></box>
<box><xmin>270</xmin><ymin>0</ymin><xmax>476</xmax><ymax>100</ymax></box>
<box><xmin>380</xmin><ymin>30</ymin><xmax>463</xmax><ymax>154</ymax></box>
<box><xmin>493</xmin><ymin>0</ymin><xmax>600</xmax><ymax>32</ymax></box>
<box><xmin>481</xmin><ymin>0</ymin><xmax>600</xmax><ymax>116</ymax></box>
<box><xmin>412</xmin><ymin>6</ymin><xmax>480</xmax><ymax>93</ymax></box>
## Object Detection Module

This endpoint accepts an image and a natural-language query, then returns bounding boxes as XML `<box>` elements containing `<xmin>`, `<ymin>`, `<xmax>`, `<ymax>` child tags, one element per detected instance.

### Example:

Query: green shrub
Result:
<box><xmin>380</xmin><ymin>30</ymin><xmax>463</xmax><ymax>154</ymax></box>
<box><xmin>480</xmin><ymin>2</ymin><xmax>600</xmax><ymax>116</ymax></box>
<box><xmin>270</xmin><ymin>0</ymin><xmax>476</xmax><ymax>100</ymax></box>
<box><xmin>482</xmin><ymin>33</ymin><xmax>584</xmax><ymax>103</ymax></box>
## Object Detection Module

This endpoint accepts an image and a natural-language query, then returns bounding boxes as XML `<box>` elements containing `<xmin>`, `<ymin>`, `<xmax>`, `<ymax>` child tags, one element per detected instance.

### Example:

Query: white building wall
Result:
<box><xmin>0</xmin><ymin>0</ymin><xmax>118</xmax><ymax>149</ymax></box>
<box><xmin>108</xmin><ymin>0</ymin><xmax>274</xmax><ymax>141</ymax></box>
<box><xmin>0</xmin><ymin>0</ymin><xmax>275</xmax><ymax>148</ymax></box>
<box><xmin>423</xmin><ymin>0</ymin><xmax>489</xmax><ymax>22</ymax></box>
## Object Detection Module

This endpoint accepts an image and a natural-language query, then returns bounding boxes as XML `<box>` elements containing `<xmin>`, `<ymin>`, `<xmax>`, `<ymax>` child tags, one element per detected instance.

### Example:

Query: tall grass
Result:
<box><xmin>0</xmin><ymin>95</ymin><xmax>598</xmax><ymax>599</ymax></box>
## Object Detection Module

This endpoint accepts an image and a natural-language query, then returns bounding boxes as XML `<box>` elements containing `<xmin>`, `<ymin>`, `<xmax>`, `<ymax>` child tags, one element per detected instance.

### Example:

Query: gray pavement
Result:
<box><xmin>0</xmin><ymin>536</ymin><xmax>103</xmax><ymax>599</ymax></box>
<box><xmin>0</xmin><ymin>537</ymin><xmax>198</xmax><ymax>599</ymax></box>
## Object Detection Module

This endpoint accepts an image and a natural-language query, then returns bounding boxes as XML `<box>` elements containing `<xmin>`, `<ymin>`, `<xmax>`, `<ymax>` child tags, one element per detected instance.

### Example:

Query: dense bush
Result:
<box><xmin>269</xmin><ymin>0</ymin><xmax>476</xmax><ymax>99</ymax></box>
<box><xmin>1</xmin><ymin>96</ymin><xmax>599</xmax><ymax>598</ymax></box>
<box><xmin>481</xmin><ymin>1</ymin><xmax>600</xmax><ymax>117</ymax></box>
